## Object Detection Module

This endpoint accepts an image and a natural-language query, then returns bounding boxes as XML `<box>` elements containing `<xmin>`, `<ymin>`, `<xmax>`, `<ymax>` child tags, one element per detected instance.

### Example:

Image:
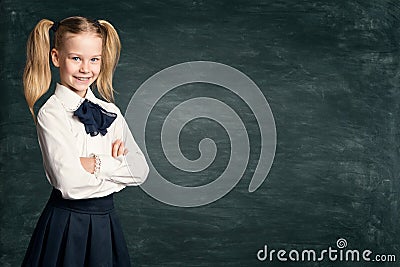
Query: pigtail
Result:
<box><xmin>23</xmin><ymin>19</ymin><xmax>54</xmax><ymax>122</ymax></box>
<box><xmin>96</xmin><ymin>20</ymin><xmax>121</xmax><ymax>103</ymax></box>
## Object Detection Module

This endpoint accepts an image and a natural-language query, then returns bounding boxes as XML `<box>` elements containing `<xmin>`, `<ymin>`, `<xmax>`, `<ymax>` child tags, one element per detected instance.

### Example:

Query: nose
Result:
<box><xmin>79</xmin><ymin>61</ymin><xmax>90</xmax><ymax>73</ymax></box>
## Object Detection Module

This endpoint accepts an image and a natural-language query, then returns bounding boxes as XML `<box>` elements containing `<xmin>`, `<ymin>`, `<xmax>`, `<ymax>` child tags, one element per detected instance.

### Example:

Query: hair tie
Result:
<box><xmin>94</xmin><ymin>20</ymin><xmax>101</xmax><ymax>28</ymax></box>
<box><xmin>51</xmin><ymin>21</ymin><xmax>59</xmax><ymax>32</ymax></box>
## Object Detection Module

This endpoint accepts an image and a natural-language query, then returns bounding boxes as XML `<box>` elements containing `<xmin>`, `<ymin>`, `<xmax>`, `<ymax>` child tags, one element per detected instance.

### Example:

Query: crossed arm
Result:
<box><xmin>80</xmin><ymin>139</ymin><xmax>128</xmax><ymax>173</ymax></box>
<box><xmin>37</xmin><ymin>105</ymin><xmax>149</xmax><ymax>199</ymax></box>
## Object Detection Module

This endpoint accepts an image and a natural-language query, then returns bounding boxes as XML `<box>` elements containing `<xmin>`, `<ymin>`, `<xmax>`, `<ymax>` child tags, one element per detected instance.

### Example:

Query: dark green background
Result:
<box><xmin>1</xmin><ymin>0</ymin><xmax>399</xmax><ymax>266</ymax></box>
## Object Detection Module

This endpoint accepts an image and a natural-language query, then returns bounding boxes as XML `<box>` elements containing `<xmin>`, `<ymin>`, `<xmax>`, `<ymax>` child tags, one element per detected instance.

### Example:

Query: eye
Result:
<box><xmin>91</xmin><ymin>57</ymin><xmax>100</xmax><ymax>62</ymax></box>
<box><xmin>72</xmin><ymin>57</ymin><xmax>81</xmax><ymax>62</ymax></box>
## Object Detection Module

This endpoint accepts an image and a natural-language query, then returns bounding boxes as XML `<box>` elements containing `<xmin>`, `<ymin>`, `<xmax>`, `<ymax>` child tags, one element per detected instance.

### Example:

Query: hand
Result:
<box><xmin>80</xmin><ymin>157</ymin><xmax>95</xmax><ymax>174</ymax></box>
<box><xmin>112</xmin><ymin>139</ymin><xmax>128</xmax><ymax>158</ymax></box>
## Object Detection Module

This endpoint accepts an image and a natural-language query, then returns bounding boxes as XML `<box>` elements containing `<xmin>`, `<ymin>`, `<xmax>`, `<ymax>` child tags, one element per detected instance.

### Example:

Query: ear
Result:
<box><xmin>51</xmin><ymin>48</ymin><xmax>60</xmax><ymax>67</ymax></box>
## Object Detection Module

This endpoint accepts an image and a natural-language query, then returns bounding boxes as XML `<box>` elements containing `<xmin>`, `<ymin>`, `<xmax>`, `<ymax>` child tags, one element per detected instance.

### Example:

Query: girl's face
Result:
<box><xmin>51</xmin><ymin>32</ymin><xmax>102</xmax><ymax>98</ymax></box>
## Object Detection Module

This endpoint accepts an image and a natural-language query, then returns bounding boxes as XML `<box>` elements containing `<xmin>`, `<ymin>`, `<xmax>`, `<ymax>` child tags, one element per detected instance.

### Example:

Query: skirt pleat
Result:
<box><xmin>62</xmin><ymin>211</ymin><xmax>90</xmax><ymax>266</ymax></box>
<box><xmin>109</xmin><ymin>213</ymin><xmax>131</xmax><ymax>266</ymax></box>
<box><xmin>41</xmin><ymin>207</ymin><xmax>70</xmax><ymax>265</ymax></box>
<box><xmin>88</xmin><ymin>213</ymin><xmax>113</xmax><ymax>266</ymax></box>
<box><xmin>22</xmin><ymin>188</ymin><xmax>131</xmax><ymax>267</ymax></box>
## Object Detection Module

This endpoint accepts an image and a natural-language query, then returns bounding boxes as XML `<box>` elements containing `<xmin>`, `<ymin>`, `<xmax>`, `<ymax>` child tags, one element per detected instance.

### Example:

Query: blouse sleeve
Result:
<box><xmin>95</xmin><ymin>109</ymin><xmax>149</xmax><ymax>186</ymax></box>
<box><xmin>37</xmin><ymin>106</ymin><xmax>125</xmax><ymax>200</ymax></box>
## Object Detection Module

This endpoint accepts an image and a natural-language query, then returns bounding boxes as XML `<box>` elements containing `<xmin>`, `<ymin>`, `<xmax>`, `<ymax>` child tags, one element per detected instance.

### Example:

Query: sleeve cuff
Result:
<box><xmin>95</xmin><ymin>154</ymin><xmax>123</xmax><ymax>178</ymax></box>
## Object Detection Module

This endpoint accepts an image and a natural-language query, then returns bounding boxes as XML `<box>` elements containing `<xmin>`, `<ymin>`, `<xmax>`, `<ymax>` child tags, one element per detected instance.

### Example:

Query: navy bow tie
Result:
<box><xmin>73</xmin><ymin>99</ymin><xmax>117</xmax><ymax>136</ymax></box>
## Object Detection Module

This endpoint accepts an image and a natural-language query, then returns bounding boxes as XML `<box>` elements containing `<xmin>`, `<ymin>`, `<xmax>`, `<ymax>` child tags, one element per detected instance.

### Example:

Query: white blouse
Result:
<box><xmin>36</xmin><ymin>83</ymin><xmax>149</xmax><ymax>199</ymax></box>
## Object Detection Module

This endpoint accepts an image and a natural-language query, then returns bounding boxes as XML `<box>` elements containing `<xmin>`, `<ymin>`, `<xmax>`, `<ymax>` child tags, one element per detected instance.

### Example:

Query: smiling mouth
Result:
<box><xmin>74</xmin><ymin>76</ymin><xmax>91</xmax><ymax>81</ymax></box>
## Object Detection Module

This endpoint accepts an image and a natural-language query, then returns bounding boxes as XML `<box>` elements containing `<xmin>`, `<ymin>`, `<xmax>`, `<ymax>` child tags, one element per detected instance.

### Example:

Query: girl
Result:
<box><xmin>22</xmin><ymin>16</ymin><xmax>149</xmax><ymax>266</ymax></box>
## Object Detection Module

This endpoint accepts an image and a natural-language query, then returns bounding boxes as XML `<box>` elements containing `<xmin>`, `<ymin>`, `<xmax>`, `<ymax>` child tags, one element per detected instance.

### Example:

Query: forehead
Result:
<box><xmin>62</xmin><ymin>32</ymin><xmax>102</xmax><ymax>54</ymax></box>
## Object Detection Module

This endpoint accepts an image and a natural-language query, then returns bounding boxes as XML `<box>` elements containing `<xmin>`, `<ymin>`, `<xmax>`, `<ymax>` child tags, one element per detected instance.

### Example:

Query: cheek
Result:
<box><xmin>59</xmin><ymin>60</ymin><xmax>75</xmax><ymax>75</ymax></box>
<box><xmin>93</xmin><ymin>64</ymin><xmax>101</xmax><ymax>75</ymax></box>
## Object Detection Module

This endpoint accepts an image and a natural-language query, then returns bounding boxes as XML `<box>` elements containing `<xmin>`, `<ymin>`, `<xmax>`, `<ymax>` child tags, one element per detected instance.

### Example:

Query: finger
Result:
<box><xmin>112</xmin><ymin>139</ymin><xmax>121</xmax><ymax>158</ymax></box>
<box><xmin>112</xmin><ymin>140</ymin><xmax>117</xmax><ymax>158</ymax></box>
<box><xmin>117</xmin><ymin>141</ymin><xmax>125</xmax><ymax>157</ymax></box>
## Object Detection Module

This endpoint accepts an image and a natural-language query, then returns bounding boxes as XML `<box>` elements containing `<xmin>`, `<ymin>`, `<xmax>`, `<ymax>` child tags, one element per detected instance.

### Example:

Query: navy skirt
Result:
<box><xmin>22</xmin><ymin>188</ymin><xmax>131</xmax><ymax>267</ymax></box>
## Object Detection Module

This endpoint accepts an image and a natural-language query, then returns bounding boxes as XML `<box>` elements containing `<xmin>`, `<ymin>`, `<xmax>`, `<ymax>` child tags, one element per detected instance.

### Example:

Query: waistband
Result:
<box><xmin>47</xmin><ymin>188</ymin><xmax>114</xmax><ymax>214</ymax></box>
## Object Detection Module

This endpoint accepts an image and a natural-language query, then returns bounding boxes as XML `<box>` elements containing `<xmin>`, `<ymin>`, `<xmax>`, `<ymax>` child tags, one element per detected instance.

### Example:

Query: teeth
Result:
<box><xmin>76</xmin><ymin>77</ymin><xmax>90</xmax><ymax>81</ymax></box>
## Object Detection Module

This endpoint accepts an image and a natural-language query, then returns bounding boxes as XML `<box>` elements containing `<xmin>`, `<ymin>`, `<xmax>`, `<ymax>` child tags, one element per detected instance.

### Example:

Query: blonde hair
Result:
<box><xmin>23</xmin><ymin>16</ymin><xmax>121</xmax><ymax>121</ymax></box>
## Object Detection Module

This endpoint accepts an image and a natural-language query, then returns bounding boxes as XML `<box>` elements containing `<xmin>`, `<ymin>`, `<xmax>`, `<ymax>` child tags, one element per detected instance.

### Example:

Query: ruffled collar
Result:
<box><xmin>54</xmin><ymin>83</ymin><xmax>117</xmax><ymax>136</ymax></box>
<box><xmin>54</xmin><ymin>83</ymin><xmax>98</xmax><ymax>111</ymax></box>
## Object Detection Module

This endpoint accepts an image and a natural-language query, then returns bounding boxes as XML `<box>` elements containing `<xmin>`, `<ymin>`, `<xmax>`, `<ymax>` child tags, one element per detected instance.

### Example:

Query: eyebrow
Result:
<box><xmin>67</xmin><ymin>53</ymin><xmax>102</xmax><ymax>57</ymax></box>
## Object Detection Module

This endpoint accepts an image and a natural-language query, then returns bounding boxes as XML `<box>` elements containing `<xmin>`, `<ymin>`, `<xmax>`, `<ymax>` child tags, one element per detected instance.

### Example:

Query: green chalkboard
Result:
<box><xmin>1</xmin><ymin>0</ymin><xmax>399</xmax><ymax>266</ymax></box>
